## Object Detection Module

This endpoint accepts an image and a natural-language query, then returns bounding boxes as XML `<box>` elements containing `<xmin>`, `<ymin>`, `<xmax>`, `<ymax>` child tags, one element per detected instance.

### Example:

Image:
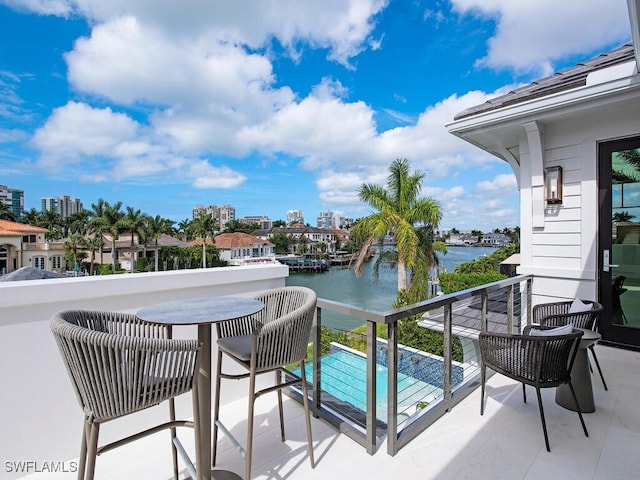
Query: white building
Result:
<box><xmin>193</xmin><ymin>204</ymin><xmax>236</xmax><ymax>231</ymax></box>
<box><xmin>287</xmin><ymin>209</ymin><xmax>304</xmax><ymax>225</ymax></box>
<box><xmin>448</xmin><ymin>38</ymin><xmax>640</xmax><ymax>350</ymax></box>
<box><xmin>41</xmin><ymin>195</ymin><xmax>83</xmax><ymax>219</ymax></box>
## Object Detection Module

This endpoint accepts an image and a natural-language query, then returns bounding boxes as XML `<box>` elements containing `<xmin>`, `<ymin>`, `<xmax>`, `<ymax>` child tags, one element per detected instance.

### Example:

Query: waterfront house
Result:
<box><xmin>212</xmin><ymin>231</ymin><xmax>276</xmax><ymax>265</ymax></box>
<box><xmin>253</xmin><ymin>225</ymin><xmax>338</xmax><ymax>254</ymax></box>
<box><xmin>0</xmin><ymin>219</ymin><xmax>66</xmax><ymax>274</ymax></box>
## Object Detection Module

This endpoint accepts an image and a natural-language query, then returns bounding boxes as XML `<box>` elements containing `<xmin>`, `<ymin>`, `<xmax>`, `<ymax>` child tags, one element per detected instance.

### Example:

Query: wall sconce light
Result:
<box><xmin>545</xmin><ymin>166</ymin><xmax>563</xmax><ymax>205</ymax></box>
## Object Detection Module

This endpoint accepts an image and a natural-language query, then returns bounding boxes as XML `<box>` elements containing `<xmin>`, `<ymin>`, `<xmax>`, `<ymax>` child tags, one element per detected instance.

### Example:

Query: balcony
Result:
<box><xmin>1</xmin><ymin>266</ymin><xmax>638</xmax><ymax>479</ymax></box>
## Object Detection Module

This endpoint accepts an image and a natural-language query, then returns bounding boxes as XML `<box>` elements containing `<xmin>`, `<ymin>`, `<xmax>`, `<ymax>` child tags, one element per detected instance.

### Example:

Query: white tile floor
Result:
<box><xmin>21</xmin><ymin>344</ymin><xmax>640</xmax><ymax>480</ymax></box>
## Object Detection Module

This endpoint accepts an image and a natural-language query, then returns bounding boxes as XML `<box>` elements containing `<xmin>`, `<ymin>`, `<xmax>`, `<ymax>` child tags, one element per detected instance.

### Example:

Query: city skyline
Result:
<box><xmin>1</xmin><ymin>0</ymin><xmax>633</xmax><ymax>231</ymax></box>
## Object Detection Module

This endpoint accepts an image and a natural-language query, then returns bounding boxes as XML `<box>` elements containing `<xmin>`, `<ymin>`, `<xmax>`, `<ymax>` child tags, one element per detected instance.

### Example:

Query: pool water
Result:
<box><xmin>297</xmin><ymin>347</ymin><xmax>445</xmax><ymax>422</ymax></box>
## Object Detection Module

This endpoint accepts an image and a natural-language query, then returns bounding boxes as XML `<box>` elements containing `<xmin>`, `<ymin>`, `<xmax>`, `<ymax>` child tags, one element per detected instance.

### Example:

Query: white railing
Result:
<box><xmin>0</xmin><ymin>264</ymin><xmax>288</xmax><ymax>479</ymax></box>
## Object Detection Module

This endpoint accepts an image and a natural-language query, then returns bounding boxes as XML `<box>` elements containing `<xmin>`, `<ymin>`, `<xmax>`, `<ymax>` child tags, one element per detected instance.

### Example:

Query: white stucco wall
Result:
<box><xmin>0</xmin><ymin>264</ymin><xmax>288</xmax><ymax>479</ymax></box>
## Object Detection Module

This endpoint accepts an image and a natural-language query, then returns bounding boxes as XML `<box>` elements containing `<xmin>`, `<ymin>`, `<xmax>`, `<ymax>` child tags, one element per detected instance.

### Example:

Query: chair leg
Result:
<box><xmin>480</xmin><ymin>364</ymin><xmax>486</xmax><ymax>415</ymax></box>
<box><xmin>84</xmin><ymin>423</ymin><xmax>100</xmax><ymax>480</ymax></box>
<box><xmin>245</xmin><ymin>367</ymin><xmax>257</xmax><ymax>480</ymax></box>
<box><xmin>169</xmin><ymin>398</ymin><xmax>178</xmax><ymax>480</ymax></box>
<box><xmin>522</xmin><ymin>383</ymin><xmax>527</xmax><ymax>404</ymax></box>
<box><xmin>567</xmin><ymin>381</ymin><xmax>589</xmax><ymax>438</ymax></box>
<box><xmin>212</xmin><ymin>350</ymin><xmax>224</xmax><ymax>467</ymax></box>
<box><xmin>534</xmin><ymin>387</ymin><xmax>550</xmax><ymax>452</ymax></box>
<box><xmin>276</xmin><ymin>369</ymin><xmax>285</xmax><ymax>441</ymax></box>
<box><xmin>588</xmin><ymin>345</ymin><xmax>608</xmax><ymax>391</ymax></box>
<box><xmin>300</xmin><ymin>360</ymin><xmax>315</xmax><ymax>468</ymax></box>
<box><xmin>192</xmin><ymin>381</ymin><xmax>202</xmax><ymax>480</ymax></box>
<box><xmin>77</xmin><ymin>417</ymin><xmax>89</xmax><ymax>480</ymax></box>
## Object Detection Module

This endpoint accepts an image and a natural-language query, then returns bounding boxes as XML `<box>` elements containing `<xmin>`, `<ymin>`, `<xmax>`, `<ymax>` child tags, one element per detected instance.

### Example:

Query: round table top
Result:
<box><xmin>136</xmin><ymin>296</ymin><xmax>264</xmax><ymax>326</ymax></box>
<box><xmin>577</xmin><ymin>327</ymin><xmax>601</xmax><ymax>347</ymax></box>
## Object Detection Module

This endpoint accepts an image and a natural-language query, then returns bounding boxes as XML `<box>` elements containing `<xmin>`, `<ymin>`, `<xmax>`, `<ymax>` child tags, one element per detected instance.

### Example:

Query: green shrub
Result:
<box><xmin>439</xmin><ymin>272</ymin><xmax>506</xmax><ymax>294</ymax></box>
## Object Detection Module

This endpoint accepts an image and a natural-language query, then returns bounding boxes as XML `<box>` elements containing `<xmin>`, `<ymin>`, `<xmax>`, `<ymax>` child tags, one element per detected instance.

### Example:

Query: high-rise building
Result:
<box><xmin>0</xmin><ymin>185</ymin><xmax>24</xmax><ymax>219</ymax></box>
<box><xmin>41</xmin><ymin>195</ymin><xmax>83</xmax><ymax>219</ymax></box>
<box><xmin>316</xmin><ymin>211</ymin><xmax>336</xmax><ymax>229</ymax></box>
<box><xmin>287</xmin><ymin>209</ymin><xmax>304</xmax><ymax>226</ymax></box>
<box><xmin>192</xmin><ymin>204</ymin><xmax>235</xmax><ymax>231</ymax></box>
<box><xmin>240</xmin><ymin>216</ymin><xmax>273</xmax><ymax>230</ymax></box>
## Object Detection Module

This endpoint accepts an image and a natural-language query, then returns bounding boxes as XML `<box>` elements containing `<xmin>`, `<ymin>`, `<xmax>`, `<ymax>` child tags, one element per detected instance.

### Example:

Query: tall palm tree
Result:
<box><xmin>177</xmin><ymin>218</ymin><xmax>191</xmax><ymax>242</ymax></box>
<box><xmin>351</xmin><ymin>158</ymin><xmax>442</xmax><ymax>293</ymax></box>
<box><xmin>83</xmin><ymin>234</ymin><xmax>103</xmax><ymax>275</ymax></box>
<box><xmin>101</xmin><ymin>201</ymin><xmax>124</xmax><ymax>274</ymax></box>
<box><xmin>121</xmin><ymin>206</ymin><xmax>146</xmax><ymax>273</ymax></box>
<box><xmin>88</xmin><ymin>199</ymin><xmax>108</xmax><ymax>267</ymax></box>
<box><xmin>146</xmin><ymin>215</ymin><xmax>174</xmax><ymax>272</ymax></box>
<box><xmin>190</xmin><ymin>212</ymin><xmax>215</xmax><ymax>268</ymax></box>
<box><xmin>64</xmin><ymin>233</ymin><xmax>86</xmax><ymax>271</ymax></box>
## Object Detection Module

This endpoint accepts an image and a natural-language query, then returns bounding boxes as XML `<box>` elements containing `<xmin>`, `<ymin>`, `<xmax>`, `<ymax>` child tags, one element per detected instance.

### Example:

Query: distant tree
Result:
<box><xmin>471</xmin><ymin>229</ymin><xmax>483</xmax><ymax>238</ymax></box>
<box><xmin>450</xmin><ymin>227</ymin><xmax>459</xmax><ymax>235</ymax></box>
<box><xmin>177</xmin><ymin>218</ymin><xmax>191</xmax><ymax>241</ymax></box>
<box><xmin>190</xmin><ymin>212</ymin><xmax>215</xmax><ymax>268</ymax></box>
<box><xmin>122</xmin><ymin>207</ymin><xmax>146</xmax><ymax>272</ymax></box>
<box><xmin>0</xmin><ymin>202</ymin><xmax>16</xmax><ymax>221</ymax></box>
<box><xmin>146</xmin><ymin>215</ymin><xmax>174</xmax><ymax>272</ymax></box>
<box><xmin>101</xmin><ymin>201</ymin><xmax>124</xmax><ymax>274</ymax></box>
<box><xmin>83</xmin><ymin>235</ymin><xmax>103</xmax><ymax>275</ymax></box>
<box><xmin>272</xmin><ymin>219</ymin><xmax>286</xmax><ymax>228</ymax></box>
<box><xmin>270</xmin><ymin>232</ymin><xmax>290</xmax><ymax>255</ymax></box>
<box><xmin>64</xmin><ymin>233</ymin><xmax>86</xmax><ymax>271</ymax></box>
<box><xmin>223</xmin><ymin>219</ymin><xmax>259</xmax><ymax>234</ymax></box>
<box><xmin>39</xmin><ymin>208</ymin><xmax>63</xmax><ymax>240</ymax></box>
<box><xmin>21</xmin><ymin>208</ymin><xmax>40</xmax><ymax>225</ymax></box>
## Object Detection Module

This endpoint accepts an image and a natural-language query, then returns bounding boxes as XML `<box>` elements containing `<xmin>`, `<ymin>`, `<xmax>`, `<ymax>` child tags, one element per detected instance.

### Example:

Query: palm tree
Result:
<box><xmin>64</xmin><ymin>233</ymin><xmax>86</xmax><ymax>271</ymax></box>
<box><xmin>101</xmin><ymin>201</ymin><xmax>124</xmax><ymax>274</ymax></box>
<box><xmin>39</xmin><ymin>208</ymin><xmax>63</xmax><ymax>240</ymax></box>
<box><xmin>190</xmin><ymin>212</ymin><xmax>215</xmax><ymax>268</ymax></box>
<box><xmin>121</xmin><ymin>206</ymin><xmax>146</xmax><ymax>273</ymax></box>
<box><xmin>351</xmin><ymin>158</ymin><xmax>442</xmax><ymax>293</ymax></box>
<box><xmin>88</xmin><ymin>199</ymin><xmax>109</xmax><ymax>267</ymax></box>
<box><xmin>177</xmin><ymin>218</ymin><xmax>191</xmax><ymax>242</ymax></box>
<box><xmin>22</xmin><ymin>208</ymin><xmax>40</xmax><ymax>225</ymax></box>
<box><xmin>146</xmin><ymin>215</ymin><xmax>174</xmax><ymax>272</ymax></box>
<box><xmin>66</xmin><ymin>210</ymin><xmax>90</xmax><ymax>236</ymax></box>
<box><xmin>83</xmin><ymin>234</ymin><xmax>103</xmax><ymax>275</ymax></box>
<box><xmin>0</xmin><ymin>202</ymin><xmax>16</xmax><ymax>221</ymax></box>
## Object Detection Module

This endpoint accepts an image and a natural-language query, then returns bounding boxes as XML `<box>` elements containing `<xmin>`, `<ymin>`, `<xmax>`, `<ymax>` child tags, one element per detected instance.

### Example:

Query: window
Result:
<box><xmin>51</xmin><ymin>256</ymin><xmax>62</xmax><ymax>270</ymax></box>
<box><xmin>33</xmin><ymin>257</ymin><xmax>45</xmax><ymax>270</ymax></box>
<box><xmin>22</xmin><ymin>235</ymin><xmax>36</xmax><ymax>243</ymax></box>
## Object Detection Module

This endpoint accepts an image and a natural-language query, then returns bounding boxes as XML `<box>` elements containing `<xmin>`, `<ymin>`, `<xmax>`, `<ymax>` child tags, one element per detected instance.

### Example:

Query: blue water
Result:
<box><xmin>286</xmin><ymin>245</ymin><xmax>497</xmax><ymax>330</ymax></box>
<box><xmin>297</xmin><ymin>343</ymin><xmax>464</xmax><ymax>421</ymax></box>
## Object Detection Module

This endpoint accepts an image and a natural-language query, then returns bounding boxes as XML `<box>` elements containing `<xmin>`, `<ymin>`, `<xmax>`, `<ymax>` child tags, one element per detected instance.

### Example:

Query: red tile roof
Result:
<box><xmin>214</xmin><ymin>232</ymin><xmax>274</xmax><ymax>249</ymax></box>
<box><xmin>0</xmin><ymin>219</ymin><xmax>48</xmax><ymax>236</ymax></box>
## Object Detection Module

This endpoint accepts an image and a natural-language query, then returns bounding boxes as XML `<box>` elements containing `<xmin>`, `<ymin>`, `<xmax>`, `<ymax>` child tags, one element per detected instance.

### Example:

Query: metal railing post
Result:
<box><xmin>387</xmin><ymin>319</ymin><xmax>398</xmax><ymax>456</ymax></box>
<box><xmin>366</xmin><ymin>319</ymin><xmax>377</xmax><ymax>455</ymax></box>
<box><xmin>443</xmin><ymin>304</ymin><xmax>452</xmax><ymax>409</ymax></box>
<box><xmin>507</xmin><ymin>284</ymin><xmax>514</xmax><ymax>333</ymax></box>
<box><xmin>312</xmin><ymin>305</ymin><xmax>322</xmax><ymax>415</ymax></box>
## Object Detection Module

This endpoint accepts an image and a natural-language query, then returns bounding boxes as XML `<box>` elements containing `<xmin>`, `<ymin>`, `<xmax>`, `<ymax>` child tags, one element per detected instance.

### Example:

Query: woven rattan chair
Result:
<box><xmin>533</xmin><ymin>299</ymin><xmax>606</xmax><ymax>390</ymax></box>
<box><xmin>212</xmin><ymin>286</ymin><xmax>317</xmax><ymax>480</ymax></box>
<box><xmin>479</xmin><ymin>328</ymin><xmax>588</xmax><ymax>452</ymax></box>
<box><xmin>50</xmin><ymin>310</ymin><xmax>201</xmax><ymax>480</ymax></box>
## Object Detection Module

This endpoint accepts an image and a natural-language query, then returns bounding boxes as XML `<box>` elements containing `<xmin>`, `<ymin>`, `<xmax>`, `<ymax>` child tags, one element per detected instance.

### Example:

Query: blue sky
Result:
<box><xmin>0</xmin><ymin>0</ymin><xmax>633</xmax><ymax>231</ymax></box>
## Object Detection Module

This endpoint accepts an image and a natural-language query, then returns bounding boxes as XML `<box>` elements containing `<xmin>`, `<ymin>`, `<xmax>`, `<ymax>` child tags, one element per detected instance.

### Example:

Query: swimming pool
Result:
<box><xmin>296</xmin><ymin>342</ymin><xmax>464</xmax><ymax>423</ymax></box>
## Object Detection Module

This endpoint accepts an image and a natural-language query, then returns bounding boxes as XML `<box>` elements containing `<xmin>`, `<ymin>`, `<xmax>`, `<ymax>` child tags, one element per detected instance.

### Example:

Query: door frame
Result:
<box><xmin>598</xmin><ymin>135</ymin><xmax>640</xmax><ymax>350</ymax></box>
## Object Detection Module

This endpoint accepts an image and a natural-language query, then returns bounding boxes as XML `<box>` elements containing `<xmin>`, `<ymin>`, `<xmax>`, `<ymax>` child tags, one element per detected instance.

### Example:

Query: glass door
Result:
<box><xmin>598</xmin><ymin>136</ymin><xmax>640</xmax><ymax>349</ymax></box>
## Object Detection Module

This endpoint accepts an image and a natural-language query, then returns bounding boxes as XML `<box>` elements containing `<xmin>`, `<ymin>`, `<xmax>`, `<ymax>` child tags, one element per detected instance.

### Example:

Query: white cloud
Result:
<box><xmin>451</xmin><ymin>0</ymin><xmax>631</xmax><ymax>74</ymax></box>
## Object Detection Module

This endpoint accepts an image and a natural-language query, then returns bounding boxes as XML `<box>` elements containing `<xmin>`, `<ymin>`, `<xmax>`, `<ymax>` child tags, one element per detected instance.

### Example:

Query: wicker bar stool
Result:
<box><xmin>212</xmin><ymin>286</ymin><xmax>317</xmax><ymax>480</ymax></box>
<box><xmin>51</xmin><ymin>310</ymin><xmax>202</xmax><ymax>480</ymax></box>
